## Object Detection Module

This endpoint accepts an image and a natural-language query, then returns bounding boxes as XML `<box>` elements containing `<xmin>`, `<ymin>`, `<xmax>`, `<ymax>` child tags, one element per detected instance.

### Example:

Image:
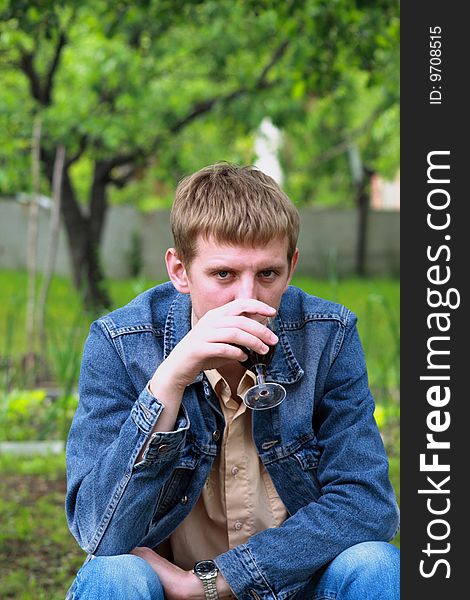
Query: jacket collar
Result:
<box><xmin>163</xmin><ymin>292</ymin><xmax>304</xmax><ymax>386</ymax></box>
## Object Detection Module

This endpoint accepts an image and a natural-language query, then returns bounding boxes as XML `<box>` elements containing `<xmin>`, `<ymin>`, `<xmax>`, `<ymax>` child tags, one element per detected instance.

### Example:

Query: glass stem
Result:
<box><xmin>254</xmin><ymin>364</ymin><xmax>266</xmax><ymax>386</ymax></box>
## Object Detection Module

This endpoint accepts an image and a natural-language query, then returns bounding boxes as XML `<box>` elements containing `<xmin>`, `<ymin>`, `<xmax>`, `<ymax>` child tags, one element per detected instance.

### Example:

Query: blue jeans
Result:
<box><xmin>67</xmin><ymin>541</ymin><xmax>399</xmax><ymax>599</ymax></box>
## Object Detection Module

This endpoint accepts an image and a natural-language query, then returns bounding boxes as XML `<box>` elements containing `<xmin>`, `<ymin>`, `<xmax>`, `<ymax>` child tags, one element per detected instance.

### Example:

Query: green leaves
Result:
<box><xmin>0</xmin><ymin>0</ymin><xmax>399</xmax><ymax>207</ymax></box>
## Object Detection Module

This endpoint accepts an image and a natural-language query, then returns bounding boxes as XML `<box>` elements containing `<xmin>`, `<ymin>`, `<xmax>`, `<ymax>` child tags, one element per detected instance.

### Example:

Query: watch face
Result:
<box><xmin>194</xmin><ymin>560</ymin><xmax>217</xmax><ymax>575</ymax></box>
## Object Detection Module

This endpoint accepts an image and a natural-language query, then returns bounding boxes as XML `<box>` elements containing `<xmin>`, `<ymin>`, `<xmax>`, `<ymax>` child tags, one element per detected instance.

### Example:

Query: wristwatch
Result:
<box><xmin>193</xmin><ymin>559</ymin><xmax>219</xmax><ymax>600</ymax></box>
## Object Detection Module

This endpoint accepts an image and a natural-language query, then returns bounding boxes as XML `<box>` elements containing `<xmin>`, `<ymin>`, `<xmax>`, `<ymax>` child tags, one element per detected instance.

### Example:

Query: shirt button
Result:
<box><xmin>157</xmin><ymin>444</ymin><xmax>170</xmax><ymax>453</ymax></box>
<box><xmin>212</xmin><ymin>430</ymin><xmax>221</xmax><ymax>442</ymax></box>
<box><xmin>234</xmin><ymin>520</ymin><xmax>243</xmax><ymax>531</ymax></box>
<box><xmin>231</xmin><ymin>466</ymin><xmax>239</xmax><ymax>476</ymax></box>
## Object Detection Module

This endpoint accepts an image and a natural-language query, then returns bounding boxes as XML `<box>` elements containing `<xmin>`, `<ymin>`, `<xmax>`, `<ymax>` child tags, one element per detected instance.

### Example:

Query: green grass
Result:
<box><xmin>0</xmin><ymin>453</ymin><xmax>85</xmax><ymax>599</ymax></box>
<box><xmin>0</xmin><ymin>270</ymin><xmax>162</xmax><ymax>391</ymax></box>
<box><xmin>0</xmin><ymin>270</ymin><xmax>160</xmax><ymax>357</ymax></box>
<box><xmin>292</xmin><ymin>275</ymin><xmax>400</xmax><ymax>396</ymax></box>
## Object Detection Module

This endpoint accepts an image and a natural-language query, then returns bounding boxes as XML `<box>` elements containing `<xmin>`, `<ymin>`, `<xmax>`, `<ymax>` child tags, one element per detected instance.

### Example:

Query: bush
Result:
<box><xmin>0</xmin><ymin>389</ymin><xmax>78</xmax><ymax>441</ymax></box>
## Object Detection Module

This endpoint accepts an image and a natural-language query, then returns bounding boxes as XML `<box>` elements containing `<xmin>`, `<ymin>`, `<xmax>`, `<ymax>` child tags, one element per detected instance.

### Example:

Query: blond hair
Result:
<box><xmin>171</xmin><ymin>163</ymin><xmax>299</xmax><ymax>266</ymax></box>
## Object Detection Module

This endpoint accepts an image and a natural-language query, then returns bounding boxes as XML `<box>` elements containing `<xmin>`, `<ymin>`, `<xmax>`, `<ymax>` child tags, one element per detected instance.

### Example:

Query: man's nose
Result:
<box><xmin>234</xmin><ymin>276</ymin><xmax>257</xmax><ymax>300</ymax></box>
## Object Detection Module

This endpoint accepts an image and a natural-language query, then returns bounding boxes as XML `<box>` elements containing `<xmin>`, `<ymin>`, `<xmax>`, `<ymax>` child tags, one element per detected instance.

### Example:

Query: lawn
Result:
<box><xmin>0</xmin><ymin>269</ymin><xmax>400</xmax><ymax>598</ymax></box>
<box><xmin>0</xmin><ymin>453</ymin><xmax>84</xmax><ymax>600</ymax></box>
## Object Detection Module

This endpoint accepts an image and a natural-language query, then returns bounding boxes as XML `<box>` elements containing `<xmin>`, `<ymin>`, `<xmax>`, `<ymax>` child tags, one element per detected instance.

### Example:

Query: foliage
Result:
<box><xmin>0</xmin><ymin>269</ymin><xmax>91</xmax><ymax>391</ymax></box>
<box><xmin>0</xmin><ymin>388</ymin><xmax>78</xmax><ymax>441</ymax></box>
<box><xmin>292</xmin><ymin>274</ymin><xmax>400</xmax><ymax>394</ymax></box>
<box><xmin>0</xmin><ymin>0</ymin><xmax>398</xmax><ymax>190</ymax></box>
<box><xmin>125</xmin><ymin>230</ymin><xmax>144</xmax><ymax>277</ymax></box>
<box><xmin>0</xmin><ymin>1</ymin><xmax>399</xmax><ymax>309</ymax></box>
<box><xmin>280</xmin><ymin>71</ymin><xmax>400</xmax><ymax>206</ymax></box>
<box><xmin>0</xmin><ymin>0</ymin><xmax>399</xmax><ymax>196</ymax></box>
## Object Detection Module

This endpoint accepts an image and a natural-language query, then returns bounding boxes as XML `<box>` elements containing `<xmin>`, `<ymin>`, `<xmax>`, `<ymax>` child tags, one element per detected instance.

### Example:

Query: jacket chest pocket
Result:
<box><xmin>292</xmin><ymin>440</ymin><xmax>321</xmax><ymax>499</ymax></box>
<box><xmin>153</xmin><ymin>451</ymin><xmax>201</xmax><ymax>521</ymax></box>
<box><xmin>153</xmin><ymin>468</ymin><xmax>194</xmax><ymax>519</ymax></box>
<box><xmin>267</xmin><ymin>437</ymin><xmax>322</xmax><ymax>514</ymax></box>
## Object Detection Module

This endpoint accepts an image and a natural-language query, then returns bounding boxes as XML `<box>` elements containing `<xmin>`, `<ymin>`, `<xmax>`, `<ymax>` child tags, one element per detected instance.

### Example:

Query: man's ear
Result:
<box><xmin>285</xmin><ymin>248</ymin><xmax>299</xmax><ymax>289</ymax></box>
<box><xmin>165</xmin><ymin>248</ymin><xmax>190</xmax><ymax>294</ymax></box>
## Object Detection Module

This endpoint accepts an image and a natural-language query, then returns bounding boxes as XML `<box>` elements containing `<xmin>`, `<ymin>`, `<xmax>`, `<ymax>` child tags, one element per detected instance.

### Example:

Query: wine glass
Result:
<box><xmin>240</xmin><ymin>318</ymin><xmax>286</xmax><ymax>410</ymax></box>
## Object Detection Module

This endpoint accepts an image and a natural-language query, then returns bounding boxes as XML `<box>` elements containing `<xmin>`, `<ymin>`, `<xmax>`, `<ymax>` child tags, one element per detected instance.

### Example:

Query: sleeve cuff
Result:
<box><xmin>132</xmin><ymin>382</ymin><xmax>190</xmax><ymax>464</ymax></box>
<box><xmin>215</xmin><ymin>544</ymin><xmax>276</xmax><ymax>600</ymax></box>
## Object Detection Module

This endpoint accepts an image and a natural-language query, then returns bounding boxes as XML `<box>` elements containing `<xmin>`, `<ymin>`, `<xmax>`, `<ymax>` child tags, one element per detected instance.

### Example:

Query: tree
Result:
<box><xmin>25</xmin><ymin>116</ymin><xmax>42</xmax><ymax>376</ymax></box>
<box><xmin>0</xmin><ymin>0</ymin><xmax>399</xmax><ymax>310</ymax></box>
<box><xmin>37</xmin><ymin>143</ymin><xmax>66</xmax><ymax>346</ymax></box>
<box><xmin>279</xmin><ymin>66</ymin><xmax>400</xmax><ymax>275</ymax></box>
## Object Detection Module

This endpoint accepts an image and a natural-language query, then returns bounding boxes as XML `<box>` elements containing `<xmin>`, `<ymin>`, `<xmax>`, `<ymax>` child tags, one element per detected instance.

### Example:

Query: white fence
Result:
<box><xmin>0</xmin><ymin>199</ymin><xmax>399</xmax><ymax>280</ymax></box>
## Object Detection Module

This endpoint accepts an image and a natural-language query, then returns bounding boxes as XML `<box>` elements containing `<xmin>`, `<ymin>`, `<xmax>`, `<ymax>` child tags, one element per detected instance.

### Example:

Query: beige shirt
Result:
<box><xmin>169</xmin><ymin>368</ymin><xmax>288</xmax><ymax>570</ymax></box>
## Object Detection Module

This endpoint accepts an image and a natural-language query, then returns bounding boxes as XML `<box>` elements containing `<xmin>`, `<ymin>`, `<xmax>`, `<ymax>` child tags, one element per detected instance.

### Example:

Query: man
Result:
<box><xmin>65</xmin><ymin>163</ymin><xmax>400</xmax><ymax>599</ymax></box>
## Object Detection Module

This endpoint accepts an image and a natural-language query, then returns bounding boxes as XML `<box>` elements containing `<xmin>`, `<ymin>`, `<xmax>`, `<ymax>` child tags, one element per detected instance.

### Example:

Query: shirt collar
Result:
<box><xmin>205</xmin><ymin>367</ymin><xmax>256</xmax><ymax>397</ymax></box>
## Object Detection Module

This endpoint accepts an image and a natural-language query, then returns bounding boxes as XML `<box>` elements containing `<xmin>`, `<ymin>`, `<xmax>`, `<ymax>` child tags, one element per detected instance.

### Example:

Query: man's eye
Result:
<box><xmin>216</xmin><ymin>271</ymin><xmax>230</xmax><ymax>279</ymax></box>
<box><xmin>260</xmin><ymin>270</ymin><xmax>276</xmax><ymax>278</ymax></box>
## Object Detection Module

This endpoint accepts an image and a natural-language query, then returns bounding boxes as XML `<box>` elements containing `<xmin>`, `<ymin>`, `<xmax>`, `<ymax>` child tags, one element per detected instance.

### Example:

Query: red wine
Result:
<box><xmin>237</xmin><ymin>344</ymin><xmax>276</xmax><ymax>372</ymax></box>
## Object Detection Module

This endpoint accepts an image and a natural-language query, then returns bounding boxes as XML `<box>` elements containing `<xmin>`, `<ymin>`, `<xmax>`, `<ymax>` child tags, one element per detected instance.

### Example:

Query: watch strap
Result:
<box><xmin>200</xmin><ymin>574</ymin><xmax>219</xmax><ymax>600</ymax></box>
<box><xmin>193</xmin><ymin>561</ymin><xmax>219</xmax><ymax>600</ymax></box>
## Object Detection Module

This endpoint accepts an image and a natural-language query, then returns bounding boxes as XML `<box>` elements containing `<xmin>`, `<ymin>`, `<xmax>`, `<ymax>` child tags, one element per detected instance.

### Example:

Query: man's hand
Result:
<box><xmin>143</xmin><ymin>298</ymin><xmax>277</xmax><ymax>437</ymax></box>
<box><xmin>130</xmin><ymin>547</ymin><xmax>236</xmax><ymax>599</ymax></box>
<box><xmin>152</xmin><ymin>298</ymin><xmax>278</xmax><ymax>392</ymax></box>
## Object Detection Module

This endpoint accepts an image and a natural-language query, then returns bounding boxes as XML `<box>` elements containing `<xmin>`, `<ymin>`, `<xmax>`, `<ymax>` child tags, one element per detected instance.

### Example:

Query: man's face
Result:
<box><xmin>180</xmin><ymin>235</ymin><xmax>297</xmax><ymax>324</ymax></box>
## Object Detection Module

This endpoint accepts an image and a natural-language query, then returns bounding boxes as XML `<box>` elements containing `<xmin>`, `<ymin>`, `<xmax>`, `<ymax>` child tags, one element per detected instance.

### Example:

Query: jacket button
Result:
<box><xmin>180</xmin><ymin>495</ymin><xmax>188</xmax><ymax>505</ymax></box>
<box><xmin>157</xmin><ymin>444</ymin><xmax>170</xmax><ymax>453</ymax></box>
<box><xmin>212</xmin><ymin>430</ymin><xmax>221</xmax><ymax>442</ymax></box>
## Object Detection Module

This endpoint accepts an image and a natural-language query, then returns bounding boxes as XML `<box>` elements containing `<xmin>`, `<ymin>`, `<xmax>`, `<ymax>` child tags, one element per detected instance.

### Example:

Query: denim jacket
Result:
<box><xmin>66</xmin><ymin>282</ymin><xmax>399</xmax><ymax>600</ymax></box>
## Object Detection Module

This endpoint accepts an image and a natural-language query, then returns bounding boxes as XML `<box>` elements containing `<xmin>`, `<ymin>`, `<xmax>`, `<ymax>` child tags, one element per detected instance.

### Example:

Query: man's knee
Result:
<box><xmin>333</xmin><ymin>540</ymin><xmax>399</xmax><ymax>573</ymax></box>
<box><xmin>320</xmin><ymin>542</ymin><xmax>400</xmax><ymax>599</ymax></box>
<box><xmin>72</xmin><ymin>554</ymin><xmax>164</xmax><ymax>600</ymax></box>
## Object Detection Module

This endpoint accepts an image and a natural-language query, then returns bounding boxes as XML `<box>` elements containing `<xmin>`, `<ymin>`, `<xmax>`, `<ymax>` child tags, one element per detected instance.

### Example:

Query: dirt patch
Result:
<box><xmin>0</xmin><ymin>471</ymin><xmax>84</xmax><ymax>599</ymax></box>
<box><xmin>2</xmin><ymin>473</ymin><xmax>66</xmax><ymax>503</ymax></box>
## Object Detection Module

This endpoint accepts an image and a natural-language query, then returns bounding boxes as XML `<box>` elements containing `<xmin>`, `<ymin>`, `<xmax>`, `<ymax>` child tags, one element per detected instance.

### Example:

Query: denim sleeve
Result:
<box><xmin>65</xmin><ymin>321</ymin><xmax>189</xmax><ymax>556</ymax></box>
<box><xmin>215</xmin><ymin>313</ymin><xmax>400</xmax><ymax>600</ymax></box>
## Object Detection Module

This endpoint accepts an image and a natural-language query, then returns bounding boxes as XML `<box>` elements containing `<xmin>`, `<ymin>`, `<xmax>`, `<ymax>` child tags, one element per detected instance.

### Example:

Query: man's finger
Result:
<box><xmin>218</xmin><ymin>298</ymin><xmax>277</xmax><ymax>317</ymax></box>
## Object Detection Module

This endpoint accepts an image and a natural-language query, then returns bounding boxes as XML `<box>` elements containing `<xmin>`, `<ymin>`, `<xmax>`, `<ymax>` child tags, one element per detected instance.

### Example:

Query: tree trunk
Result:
<box><xmin>59</xmin><ymin>168</ymin><xmax>111</xmax><ymax>313</ymax></box>
<box><xmin>37</xmin><ymin>144</ymin><xmax>66</xmax><ymax>347</ymax></box>
<box><xmin>356</xmin><ymin>185</ymin><xmax>369</xmax><ymax>277</ymax></box>
<box><xmin>25</xmin><ymin>116</ymin><xmax>42</xmax><ymax>377</ymax></box>
<box><xmin>355</xmin><ymin>168</ymin><xmax>374</xmax><ymax>278</ymax></box>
